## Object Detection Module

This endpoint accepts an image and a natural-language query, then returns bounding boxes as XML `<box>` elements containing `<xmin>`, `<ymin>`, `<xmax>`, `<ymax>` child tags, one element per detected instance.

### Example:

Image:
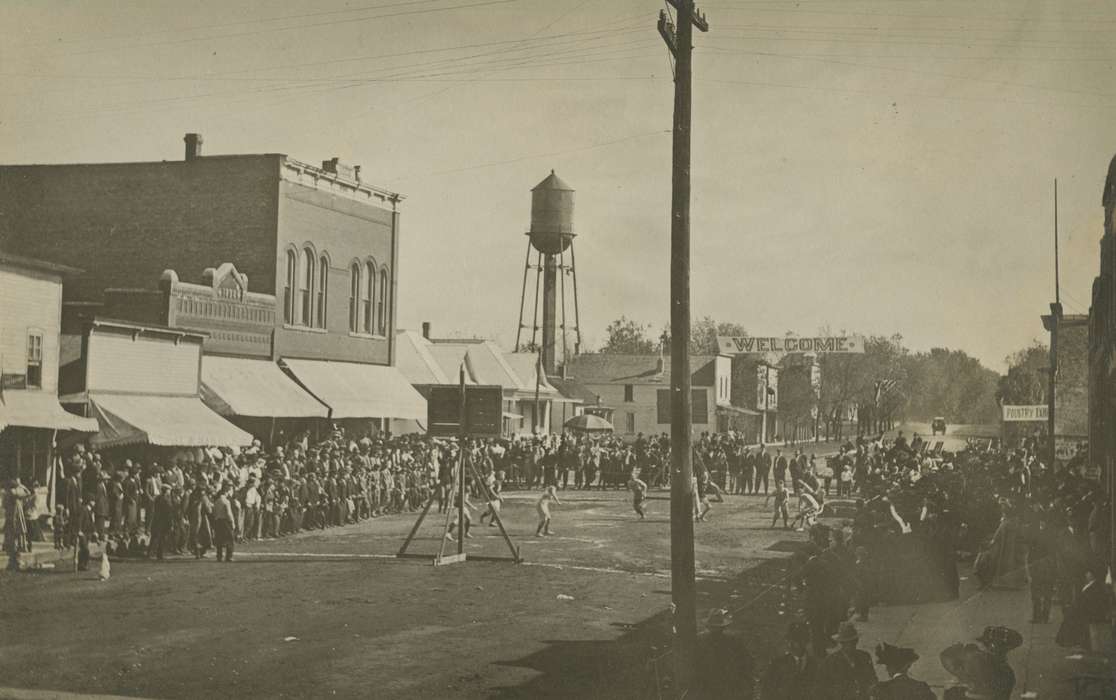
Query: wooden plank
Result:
<box><xmin>434</xmin><ymin>553</ymin><xmax>467</xmax><ymax>566</ymax></box>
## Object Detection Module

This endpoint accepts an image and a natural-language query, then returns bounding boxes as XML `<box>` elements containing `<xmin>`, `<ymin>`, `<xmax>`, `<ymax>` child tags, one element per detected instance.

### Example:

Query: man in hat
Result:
<box><xmin>869</xmin><ymin>643</ymin><xmax>933</xmax><ymax>700</ymax></box>
<box><xmin>818</xmin><ymin>621</ymin><xmax>877</xmax><ymax>700</ymax></box>
<box><xmin>759</xmin><ymin>621</ymin><xmax>818</xmax><ymax>700</ymax></box>
<box><xmin>694</xmin><ymin>608</ymin><xmax>755</xmax><ymax>699</ymax></box>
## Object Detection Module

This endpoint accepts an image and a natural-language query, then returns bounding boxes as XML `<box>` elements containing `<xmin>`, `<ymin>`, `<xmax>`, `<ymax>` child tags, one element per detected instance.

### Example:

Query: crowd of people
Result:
<box><xmin>693</xmin><ymin>430</ymin><xmax>1113</xmax><ymax>699</ymax></box>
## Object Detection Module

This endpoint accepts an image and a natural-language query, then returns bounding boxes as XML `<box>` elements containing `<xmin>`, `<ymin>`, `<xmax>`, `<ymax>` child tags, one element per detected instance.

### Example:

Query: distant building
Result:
<box><xmin>395</xmin><ymin>325</ymin><xmax>574</xmax><ymax>435</ymax></box>
<box><xmin>563</xmin><ymin>353</ymin><xmax>748</xmax><ymax>439</ymax></box>
<box><xmin>0</xmin><ymin>251</ymin><xmax>97</xmax><ymax>484</ymax></box>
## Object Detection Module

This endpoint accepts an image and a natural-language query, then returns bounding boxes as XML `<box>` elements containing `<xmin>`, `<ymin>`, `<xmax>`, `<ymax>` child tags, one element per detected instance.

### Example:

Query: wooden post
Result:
<box><xmin>658</xmin><ymin>0</ymin><xmax>708</xmax><ymax>692</ymax></box>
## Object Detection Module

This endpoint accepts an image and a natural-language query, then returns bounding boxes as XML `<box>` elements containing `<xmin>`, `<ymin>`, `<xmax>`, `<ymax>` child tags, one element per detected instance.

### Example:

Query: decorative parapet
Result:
<box><xmin>160</xmin><ymin>263</ymin><xmax>274</xmax><ymax>357</ymax></box>
<box><xmin>281</xmin><ymin>157</ymin><xmax>403</xmax><ymax>208</ymax></box>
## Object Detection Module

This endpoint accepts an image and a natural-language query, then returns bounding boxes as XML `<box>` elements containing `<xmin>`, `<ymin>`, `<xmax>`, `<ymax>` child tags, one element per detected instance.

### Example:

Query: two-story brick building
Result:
<box><xmin>0</xmin><ymin>251</ymin><xmax>97</xmax><ymax>484</ymax></box>
<box><xmin>0</xmin><ymin>133</ymin><xmax>424</xmax><ymax>435</ymax></box>
<box><xmin>1043</xmin><ymin>308</ymin><xmax>1089</xmax><ymax>461</ymax></box>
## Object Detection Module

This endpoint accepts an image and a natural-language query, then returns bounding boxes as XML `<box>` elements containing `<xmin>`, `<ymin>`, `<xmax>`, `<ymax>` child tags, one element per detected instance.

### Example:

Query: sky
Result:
<box><xmin>2</xmin><ymin>0</ymin><xmax>1114</xmax><ymax>372</ymax></box>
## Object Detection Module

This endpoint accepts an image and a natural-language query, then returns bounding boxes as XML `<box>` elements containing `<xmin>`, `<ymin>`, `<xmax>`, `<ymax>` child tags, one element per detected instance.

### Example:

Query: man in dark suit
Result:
<box><xmin>818</xmin><ymin>621</ymin><xmax>877</xmax><ymax>700</ymax></box>
<box><xmin>1057</xmin><ymin>564</ymin><xmax>1115</xmax><ymax>650</ymax></box>
<box><xmin>693</xmin><ymin>609</ymin><xmax>755</xmax><ymax>699</ymax></box>
<box><xmin>755</xmin><ymin>445</ymin><xmax>772</xmax><ymax>495</ymax></box>
<box><xmin>868</xmin><ymin>643</ymin><xmax>934</xmax><ymax>700</ymax></box>
<box><xmin>759</xmin><ymin>621</ymin><xmax>818</xmax><ymax>700</ymax></box>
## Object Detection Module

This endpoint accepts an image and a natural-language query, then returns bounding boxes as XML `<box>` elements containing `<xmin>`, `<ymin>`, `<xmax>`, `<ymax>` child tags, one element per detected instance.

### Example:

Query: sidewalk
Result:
<box><xmin>851</xmin><ymin>563</ymin><xmax>1111</xmax><ymax>699</ymax></box>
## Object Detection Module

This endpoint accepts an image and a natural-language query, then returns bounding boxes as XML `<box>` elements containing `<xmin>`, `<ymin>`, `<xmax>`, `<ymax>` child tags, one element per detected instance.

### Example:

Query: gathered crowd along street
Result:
<box><xmin>2</xmin><ymin>1</ymin><xmax>1116</xmax><ymax>699</ymax></box>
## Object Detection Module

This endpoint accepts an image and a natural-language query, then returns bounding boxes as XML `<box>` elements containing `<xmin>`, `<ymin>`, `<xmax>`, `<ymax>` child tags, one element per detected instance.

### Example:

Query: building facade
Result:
<box><xmin>0</xmin><ymin>251</ymin><xmax>98</xmax><ymax>484</ymax></box>
<box><xmin>564</xmin><ymin>353</ymin><xmax>739</xmax><ymax>439</ymax></box>
<box><xmin>1043</xmin><ymin>308</ymin><xmax>1090</xmax><ymax>461</ymax></box>
<box><xmin>0</xmin><ymin>134</ymin><xmax>401</xmax><ymax>366</ymax></box>
<box><xmin>1090</xmin><ymin>155</ymin><xmax>1116</xmax><ymax>481</ymax></box>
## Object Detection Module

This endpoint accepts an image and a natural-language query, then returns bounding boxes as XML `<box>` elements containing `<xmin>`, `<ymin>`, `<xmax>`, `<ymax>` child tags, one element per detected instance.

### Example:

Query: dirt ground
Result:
<box><xmin>0</xmin><ymin>489</ymin><xmax>808</xmax><ymax>699</ymax></box>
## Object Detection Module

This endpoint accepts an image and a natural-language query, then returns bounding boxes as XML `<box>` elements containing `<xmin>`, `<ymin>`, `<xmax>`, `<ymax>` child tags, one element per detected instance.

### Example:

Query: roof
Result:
<box><xmin>0</xmin><ymin>249</ymin><xmax>83</xmax><ymax>277</ymax></box>
<box><xmin>547</xmin><ymin>376</ymin><xmax>599</xmax><ymax>404</ymax></box>
<box><xmin>564</xmin><ymin>354</ymin><xmax>719</xmax><ymax>387</ymax></box>
<box><xmin>395</xmin><ymin>330</ymin><xmax>452</xmax><ymax>385</ymax></box>
<box><xmin>532</xmin><ymin>169</ymin><xmax>573</xmax><ymax>192</ymax></box>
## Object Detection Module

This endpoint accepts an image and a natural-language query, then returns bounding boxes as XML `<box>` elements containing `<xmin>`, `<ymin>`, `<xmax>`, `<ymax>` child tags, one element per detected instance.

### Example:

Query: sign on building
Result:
<box><xmin>427</xmin><ymin>385</ymin><xmax>503</xmax><ymax>438</ymax></box>
<box><xmin>756</xmin><ymin>365</ymin><xmax>778</xmax><ymax>411</ymax></box>
<box><xmin>718</xmin><ymin>335</ymin><xmax>865</xmax><ymax>355</ymax></box>
<box><xmin>1001</xmin><ymin>405</ymin><xmax>1049</xmax><ymax>422</ymax></box>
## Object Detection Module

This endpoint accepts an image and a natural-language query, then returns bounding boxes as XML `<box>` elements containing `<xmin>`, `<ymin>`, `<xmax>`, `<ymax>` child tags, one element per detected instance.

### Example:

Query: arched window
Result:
<box><xmin>316</xmin><ymin>255</ymin><xmax>329</xmax><ymax>329</ymax></box>
<box><xmin>362</xmin><ymin>262</ymin><xmax>375</xmax><ymax>334</ymax></box>
<box><xmin>377</xmin><ymin>266</ymin><xmax>389</xmax><ymax>335</ymax></box>
<box><xmin>349</xmin><ymin>263</ymin><xmax>361</xmax><ymax>333</ymax></box>
<box><xmin>284</xmin><ymin>249</ymin><xmax>297</xmax><ymax>324</ymax></box>
<box><xmin>300</xmin><ymin>247</ymin><xmax>314</xmax><ymax>325</ymax></box>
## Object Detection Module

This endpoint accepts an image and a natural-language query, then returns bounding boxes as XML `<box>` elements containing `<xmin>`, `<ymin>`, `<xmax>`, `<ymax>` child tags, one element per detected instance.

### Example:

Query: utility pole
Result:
<box><xmin>1048</xmin><ymin>178</ymin><xmax>1060</xmax><ymax>470</ymax></box>
<box><xmin>658</xmin><ymin>1</ymin><xmax>708</xmax><ymax>694</ymax></box>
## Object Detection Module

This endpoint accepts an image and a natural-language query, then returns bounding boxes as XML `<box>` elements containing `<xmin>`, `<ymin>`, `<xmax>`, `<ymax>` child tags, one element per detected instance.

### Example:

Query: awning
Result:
<box><xmin>89</xmin><ymin>394</ymin><xmax>253</xmax><ymax>448</ymax></box>
<box><xmin>0</xmin><ymin>390</ymin><xmax>99</xmax><ymax>432</ymax></box>
<box><xmin>282</xmin><ymin>359</ymin><xmax>427</xmax><ymax>420</ymax></box>
<box><xmin>717</xmin><ymin>404</ymin><xmax>761</xmax><ymax>416</ymax></box>
<box><xmin>201</xmin><ymin>356</ymin><xmax>328</xmax><ymax>418</ymax></box>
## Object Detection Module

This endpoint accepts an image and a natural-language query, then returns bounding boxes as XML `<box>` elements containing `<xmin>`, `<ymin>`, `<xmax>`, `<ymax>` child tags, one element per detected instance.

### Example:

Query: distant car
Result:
<box><xmin>815</xmin><ymin>498</ymin><xmax>860</xmax><ymax>533</ymax></box>
<box><xmin>931</xmin><ymin>417</ymin><xmax>947</xmax><ymax>435</ymax></box>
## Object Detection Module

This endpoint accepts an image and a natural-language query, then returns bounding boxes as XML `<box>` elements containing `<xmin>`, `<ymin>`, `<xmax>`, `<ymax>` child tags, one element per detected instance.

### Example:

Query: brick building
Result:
<box><xmin>0</xmin><ymin>134</ymin><xmax>400</xmax><ymax>366</ymax></box>
<box><xmin>1043</xmin><ymin>309</ymin><xmax>1089</xmax><ymax>459</ymax></box>
<box><xmin>0</xmin><ymin>134</ymin><xmax>424</xmax><ymax>432</ymax></box>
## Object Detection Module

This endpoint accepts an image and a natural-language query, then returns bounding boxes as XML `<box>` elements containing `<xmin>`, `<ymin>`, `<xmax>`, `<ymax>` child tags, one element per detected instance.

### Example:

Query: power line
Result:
<box><xmin>386</xmin><ymin>128</ymin><xmax>670</xmax><ymax>181</ymax></box>
<box><xmin>22</xmin><ymin>0</ymin><xmax>526</xmax><ymax>62</ymax></box>
<box><xmin>699</xmin><ymin>46</ymin><xmax>1116</xmax><ymax>101</ymax></box>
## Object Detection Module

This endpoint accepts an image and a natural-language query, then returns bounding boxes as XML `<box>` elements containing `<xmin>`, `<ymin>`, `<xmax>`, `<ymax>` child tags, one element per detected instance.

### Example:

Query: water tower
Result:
<box><xmin>515</xmin><ymin>170</ymin><xmax>582</xmax><ymax>374</ymax></box>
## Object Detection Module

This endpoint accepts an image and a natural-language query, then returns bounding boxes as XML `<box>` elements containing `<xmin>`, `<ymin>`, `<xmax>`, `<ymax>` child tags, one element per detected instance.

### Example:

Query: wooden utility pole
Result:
<box><xmin>1048</xmin><ymin>179</ymin><xmax>1060</xmax><ymax>470</ymax></box>
<box><xmin>658</xmin><ymin>0</ymin><xmax>708</xmax><ymax>693</ymax></box>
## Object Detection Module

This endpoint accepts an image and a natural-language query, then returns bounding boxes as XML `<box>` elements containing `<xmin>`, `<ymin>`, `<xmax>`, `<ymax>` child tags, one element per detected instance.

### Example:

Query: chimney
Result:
<box><xmin>421</xmin><ymin>321</ymin><xmax>431</xmax><ymax>340</ymax></box>
<box><xmin>184</xmin><ymin>133</ymin><xmax>203</xmax><ymax>161</ymax></box>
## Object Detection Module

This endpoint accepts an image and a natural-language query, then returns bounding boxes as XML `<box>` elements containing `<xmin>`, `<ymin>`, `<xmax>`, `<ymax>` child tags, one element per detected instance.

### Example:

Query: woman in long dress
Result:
<box><xmin>3</xmin><ymin>478</ymin><xmax>32</xmax><ymax>570</ymax></box>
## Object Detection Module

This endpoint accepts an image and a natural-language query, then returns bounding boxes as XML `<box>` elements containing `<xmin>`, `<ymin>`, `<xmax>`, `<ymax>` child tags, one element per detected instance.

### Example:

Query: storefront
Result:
<box><xmin>64</xmin><ymin>320</ymin><xmax>253</xmax><ymax>456</ymax></box>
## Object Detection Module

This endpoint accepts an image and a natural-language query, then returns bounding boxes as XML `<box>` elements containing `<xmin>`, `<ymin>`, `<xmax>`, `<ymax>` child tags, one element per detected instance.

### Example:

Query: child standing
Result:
<box><xmin>535</xmin><ymin>485</ymin><xmax>561</xmax><ymax>536</ymax></box>
<box><xmin>771</xmin><ymin>481</ymin><xmax>790</xmax><ymax>529</ymax></box>
<box><xmin>628</xmin><ymin>471</ymin><xmax>649</xmax><ymax>520</ymax></box>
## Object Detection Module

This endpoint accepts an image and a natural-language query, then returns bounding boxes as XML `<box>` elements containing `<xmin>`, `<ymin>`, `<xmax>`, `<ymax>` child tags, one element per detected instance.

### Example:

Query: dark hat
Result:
<box><xmin>975</xmin><ymin>626</ymin><xmax>1022</xmax><ymax>652</ymax></box>
<box><xmin>875</xmin><ymin>642</ymin><xmax>918</xmax><ymax>668</ymax></box>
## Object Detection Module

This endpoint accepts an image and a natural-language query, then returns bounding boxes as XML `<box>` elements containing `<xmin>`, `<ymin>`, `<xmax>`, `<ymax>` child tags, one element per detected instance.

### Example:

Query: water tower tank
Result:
<box><xmin>528</xmin><ymin>170</ymin><xmax>575</xmax><ymax>255</ymax></box>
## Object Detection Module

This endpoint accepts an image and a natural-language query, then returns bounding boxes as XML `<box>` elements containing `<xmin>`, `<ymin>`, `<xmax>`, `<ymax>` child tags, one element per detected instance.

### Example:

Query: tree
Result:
<box><xmin>689</xmin><ymin>317</ymin><xmax>748</xmax><ymax>355</ymax></box>
<box><xmin>998</xmin><ymin>342</ymin><xmax>1048</xmax><ymax>405</ymax></box>
<box><xmin>600</xmin><ymin>316</ymin><xmax>657</xmax><ymax>354</ymax></box>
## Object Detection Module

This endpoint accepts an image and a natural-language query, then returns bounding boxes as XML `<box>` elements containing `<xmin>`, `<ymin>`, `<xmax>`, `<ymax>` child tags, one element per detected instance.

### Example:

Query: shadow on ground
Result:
<box><xmin>489</xmin><ymin>543</ymin><xmax>810</xmax><ymax>699</ymax></box>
